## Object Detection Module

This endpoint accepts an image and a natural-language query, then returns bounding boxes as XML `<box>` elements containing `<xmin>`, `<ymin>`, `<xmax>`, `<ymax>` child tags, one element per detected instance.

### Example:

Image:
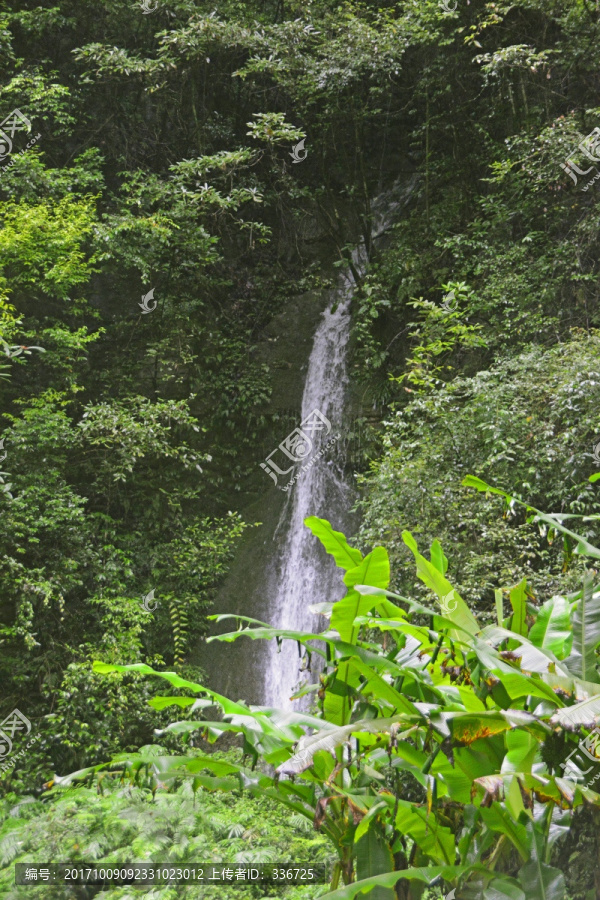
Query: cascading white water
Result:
<box><xmin>262</xmin><ymin>241</ymin><xmax>372</xmax><ymax>707</ymax></box>
<box><xmin>262</xmin><ymin>186</ymin><xmax>414</xmax><ymax>708</ymax></box>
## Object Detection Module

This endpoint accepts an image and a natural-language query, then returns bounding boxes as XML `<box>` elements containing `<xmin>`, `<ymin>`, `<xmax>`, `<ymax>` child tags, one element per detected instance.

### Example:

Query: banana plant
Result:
<box><xmin>88</xmin><ymin>483</ymin><xmax>600</xmax><ymax>900</ymax></box>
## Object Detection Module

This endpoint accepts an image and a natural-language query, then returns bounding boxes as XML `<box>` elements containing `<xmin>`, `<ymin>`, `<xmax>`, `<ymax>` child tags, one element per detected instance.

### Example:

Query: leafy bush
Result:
<box><xmin>86</xmin><ymin>495</ymin><xmax>600</xmax><ymax>899</ymax></box>
<box><xmin>359</xmin><ymin>334</ymin><xmax>600</xmax><ymax>614</ymax></box>
<box><xmin>0</xmin><ymin>759</ymin><xmax>332</xmax><ymax>899</ymax></box>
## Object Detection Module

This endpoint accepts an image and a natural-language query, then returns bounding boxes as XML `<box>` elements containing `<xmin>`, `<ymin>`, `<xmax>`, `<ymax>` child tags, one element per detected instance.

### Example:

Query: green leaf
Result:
<box><xmin>395</xmin><ymin>801</ymin><xmax>455</xmax><ymax>863</ymax></box>
<box><xmin>509</xmin><ymin>579</ymin><xmax>528</xmax><ymax>637</ymax></box>
<box><xmin>529</xmin><ymin>596</ymin><xmax>573</xmax><ymax>659</ymax></box>
<box><xmin>402</xmin><ymin>531</ymin><xmax>479</xmax><ymax>636</ymax></box>
<box><xmin>355</xmin><ymin>827</ymin><xmax>396</xmax><ymax>900</ymax></box>
<box><xmin>462</xmin><ymin>475</ymin><xmax>509</xmax><ymax>497</ymax></box>
<box><xmin>501</xmin><ymin>730</ymin><xmax>539</xmax><ymax>776</ymax></box>
<box><xmin>564</xmin><ymin>574</ymin><xmax>600</xmax><ymax>682</ymax></box>
<box><xmin>430</xmin><ymin>539</ymin><xmax>448</xmax><ymax>575</ymax></box>
<box><xmin>495</xmin><ymin>589</ymin><xmax>505</xmax><ymax>626</ymax></box>
<box><xmin>354</xmin><ymin>801</ymin><xmax>388</xmax><ymax>844</ymax></box>
<box><xmin>304</xmin><ymin>517</ymin><xmax>362</xmax><ymax>570</ymax></box>
<box><xmin>479</xmin><ymin>802</ymin><xmax>529</xmax><ymax>861</ymax></box>
<box><xmin>332</xmin><ymin>548</ymin><xmax>390</xmax><ymax>643</ymax></box>
<box><xmin>517</xmin><ymin>822</ymin><xmax>566</xmax><ymax>900</ymax></box>
<box><xmin>319</xmin><ymin>867</ymin><xmax>464</xmax><ymax>900</ymax></box>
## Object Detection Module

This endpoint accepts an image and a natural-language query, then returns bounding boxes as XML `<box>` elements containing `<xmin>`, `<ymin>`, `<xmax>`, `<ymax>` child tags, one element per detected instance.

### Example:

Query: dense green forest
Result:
<box><xmin>2</xmin><ymin>0</ymin><xmax>600</xmax><ymax>896</ymax></box>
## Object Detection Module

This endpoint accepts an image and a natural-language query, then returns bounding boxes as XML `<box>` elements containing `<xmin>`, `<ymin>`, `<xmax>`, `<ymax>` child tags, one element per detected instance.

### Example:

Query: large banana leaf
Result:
<box><xmin>551</xmin><ymin>694</ymin><xmax>600</xmax><ymax>727</ymax></box>
<box><xmin>305</xmin><ymin>516</ymin><xmax>363</xmax><ymax>569</ymax></box>
<box><xmin>319</xmin><ymin>866</ymin><xmax>465</xmax><ymax>900</ymax></box>
<box><xmin>402</xmin><ymin>531</ymin><xmax>479</xmax><ymax>636</ymax></box>
<box><xmin>528</xmin><ymin>596</ymin><xmax>573</xmax><ymax>660</ymax></box>
<box><xmin>463</xmin><ymin>476</ymin><xmax>600</xmax><ymax>562</ymax></box>
<box><xmin>332</xmin><ymin>548</ymin><xmax>390</xmax><ymax>643</ymax></box>
<box><xmin>355</xmin><ymin>826</ymin><xmax>396</xmax><ymax>900</ymax></box>
<box><xmin>323</xmin><ymin>658</ymin><xmax>362</xmax><ymax>726</ymax></box>
<box><xmin>395</xmin><ymin>800</ymin><xmax>455</xmax><ymax>863</ymax></box>
<box><xmin>564</xmin><ymin>574</ymin><xmax>600</xmax><ymax>683</ymax></box>
<box><xmin>479</xmin><ymin>802</ymin><xmax>529</xmax><ymax>861</ymax></box>
<box><xmin>517</xmin><ymin>822</ymin><xmax>566</xmax><ymax>900</ymax></box>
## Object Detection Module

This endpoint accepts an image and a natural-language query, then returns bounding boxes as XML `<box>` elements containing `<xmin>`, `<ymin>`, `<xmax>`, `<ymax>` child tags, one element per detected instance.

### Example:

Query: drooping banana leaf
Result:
<box><xmin>564</xmin><ymin>573</ymin><xmax>600</xmax><ymax>683</ymax></box>
<box><xmin>355</xmin><ymin>826</ymin><xmax>396</xmax><ymax>900</ymax></box>
<box><xmin>528</xmin><ymin>596</ymin><xmax>573</xmax><ymax>660</ymax></box>
<box><xmin>462</xmin><ymin>476</ymin><xmax>600</xmax><ymax>562</ymax></box>
<box><xmin>402</xmin><ymin>531</ymin><xmax>479</xmax><ymax>637</ymax></box>
<box><xmin>304</xmin><ymin>516</ymin><xmax>363</xmax><ymax>569</ymax></box>
<box><xmin>332</xmin><ymin>547</ymin><xmax>390</xmax><ymax>643</ymax></box>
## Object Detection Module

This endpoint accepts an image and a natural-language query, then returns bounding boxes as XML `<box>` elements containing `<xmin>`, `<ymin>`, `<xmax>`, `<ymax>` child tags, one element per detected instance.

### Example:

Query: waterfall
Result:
<box><xmin>262</xmin><ymin>186</ymin><xmax>415</xmax><ymax>708</ymax></box>
<box><xmin>263</xmin><ymin>272</ymin><xmax>357</xmax><ymax>708</ymax></box>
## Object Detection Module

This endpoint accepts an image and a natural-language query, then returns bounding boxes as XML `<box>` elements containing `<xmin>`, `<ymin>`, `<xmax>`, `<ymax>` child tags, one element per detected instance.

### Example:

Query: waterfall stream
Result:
<box><xmin>263</xmin><ymin>188</ymin><xmax>415</xmax><ymax>709</ymax></box>
<box><xmin>263</xmin><ymin>263</ymin><xmax>358</xmax><ymax>708</ymax></box>
<box><xmin>262</xmin><ymin>188</ymin><xmax>410</xmax><ymax>708</ymax></box>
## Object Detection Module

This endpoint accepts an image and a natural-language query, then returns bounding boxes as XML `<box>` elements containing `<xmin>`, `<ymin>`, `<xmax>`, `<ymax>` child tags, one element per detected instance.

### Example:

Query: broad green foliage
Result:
<box><xmin>90</xmin><ymin>499</ymin><xmax>600</xmax><ymax>898</ymax></box>
<box><xmin>359</xmin><ymin>337</ymin><xmax>600</xmax><ymax>617</ymax></box>
<box><xmin>0</xmin><ymin>769</ymin><xmax>331</xmax><ymax>899</ymax></box>
<box><xmin>2</xmin><ymin>1</ymin><xmax>600</xmax><ymax>894</ymax></box>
